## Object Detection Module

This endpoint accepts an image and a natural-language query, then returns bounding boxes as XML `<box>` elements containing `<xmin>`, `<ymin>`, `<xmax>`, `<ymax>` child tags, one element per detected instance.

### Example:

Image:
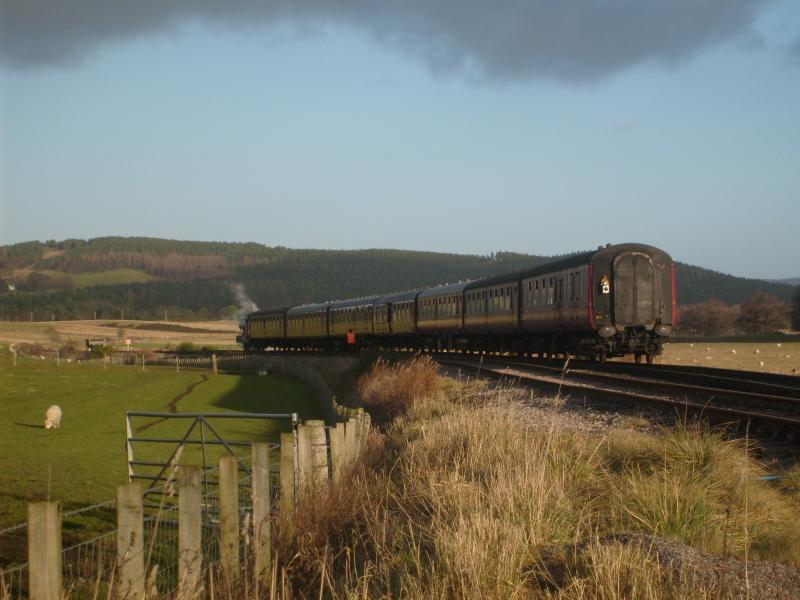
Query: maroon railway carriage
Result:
<box><xmin>238</xmin><ymin>243</ymin><xmax>676</xmax><ymax>362</ymax></box>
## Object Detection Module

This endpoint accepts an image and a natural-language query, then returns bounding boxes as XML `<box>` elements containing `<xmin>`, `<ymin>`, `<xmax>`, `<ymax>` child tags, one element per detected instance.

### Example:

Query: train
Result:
<box><xmin>237</xmin><ymin>243</ymin><xmax>677</xmax><ymax>363</ymax></box>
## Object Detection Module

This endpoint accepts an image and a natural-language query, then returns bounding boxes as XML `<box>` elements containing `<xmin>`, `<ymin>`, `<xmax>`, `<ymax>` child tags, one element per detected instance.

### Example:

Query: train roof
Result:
<box><xmin>374</xmin><ymin>290</ymin><xmax>420</xmax><ymax>304</ymax></box>
<box><xmin>329</xmin><ymin>296</ymin><xmax>381</xmax><ymax>310</ymax></box>
<box><xmin>464</xmin><ymin>243</ymin><xmax>670</xmax><ymax>290</ymax></box>
<box><xmin>418</xmin><ymin>281</ymin><xmax>473</xmax><ymax>298</ymax></box>
<box><xmin>246</xmin><ymin>307</ymin><xmax>289</xmax><ymax>317</ymax></box>
<box><xmin>286</xmin><ymin>302</ymin><xmax>331</xmax><ymax>315</ymax></box>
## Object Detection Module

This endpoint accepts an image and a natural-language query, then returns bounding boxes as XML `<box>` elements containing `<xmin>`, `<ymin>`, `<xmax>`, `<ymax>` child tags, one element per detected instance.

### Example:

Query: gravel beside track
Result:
<box><xmin>437</xmin><ymin>355</ymin><xmax>800</xmax><ymax>447</ymax></box>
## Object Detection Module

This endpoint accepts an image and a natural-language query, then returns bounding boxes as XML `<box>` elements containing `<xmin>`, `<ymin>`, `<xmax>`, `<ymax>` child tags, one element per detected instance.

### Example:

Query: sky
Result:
<box><xmin>1</xmin><ymin>1</ymin><xmax>799</xmax><ymax>279</ymax></box>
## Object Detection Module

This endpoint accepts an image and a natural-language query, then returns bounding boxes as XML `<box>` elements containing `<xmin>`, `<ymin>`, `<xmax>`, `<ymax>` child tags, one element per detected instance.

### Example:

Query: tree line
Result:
<box><xmin>1</xmin><ymin>237</ymin><xmax>797</xmax><ymax>321</ymax></box>
<box><xmin>678</xmin><ymin>291</ymin><xmax>799</xmax><ymax>336</ymax></box>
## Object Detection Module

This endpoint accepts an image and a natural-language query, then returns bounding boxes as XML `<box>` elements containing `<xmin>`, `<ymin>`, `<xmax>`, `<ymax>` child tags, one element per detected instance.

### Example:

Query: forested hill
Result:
<box><xmin>0</xmin><ymin>237</ymin><xmax>795</xmax><ymax>320</ymax></box>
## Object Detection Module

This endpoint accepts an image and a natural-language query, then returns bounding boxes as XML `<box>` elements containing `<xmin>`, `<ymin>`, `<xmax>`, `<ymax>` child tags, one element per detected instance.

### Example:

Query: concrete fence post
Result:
<box><xmin>251</xmin><ymin>443</ymin><xmax>271</xmax><ymax>581</ymax></box>
<box><xmin>279</xmin><ymin>432</ymin><xmax>295</xmax><ymax>518</ymax></box>
<box><xmin>116</xmin><ymin>482</ymin><xmax>144</xmax><ymax>600</ymax></box>
<box><xmin>178</xmin><ymin>466</ymin><xmax>202</xmax><ymax>600</ymax></box>
<box><xmin>218</xmin><ymin>455</ymin><xmax>240</xmax><ymax>583</ymax></box>
<box><xmin>176</xmin><ymin>355</ymin><xmax>180</xmax><ymax>372</ymax></box>
<box><xmin>211</xmin><ymin>354</ymin><xmax>218</xmax><ymax>375</ymax></box>
<box><xmin>328</xmin><ymin>423</ymin><xmax>346</xmax><ymax>483</ymax></box>
<box><xmin>27</xmin><ymin>501</ymin><xmax>61</xmax><ymax>600</ymax></box>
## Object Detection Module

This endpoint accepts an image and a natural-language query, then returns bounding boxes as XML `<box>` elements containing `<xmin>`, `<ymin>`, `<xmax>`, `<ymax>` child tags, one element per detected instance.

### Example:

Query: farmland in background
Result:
<box><xmin>69</xmin><ymin>268</ymin><xmax>158</xmax><ymax>287</ymax></box>
<box><xmin>0</xmin><ymin>319</ymin><xmax>238</xmax><ymax>350</ymax></box>
<box><xmin>658</xmin><ymin>342</ymin><xmax>800</xmax><ymax>375</ymax></box>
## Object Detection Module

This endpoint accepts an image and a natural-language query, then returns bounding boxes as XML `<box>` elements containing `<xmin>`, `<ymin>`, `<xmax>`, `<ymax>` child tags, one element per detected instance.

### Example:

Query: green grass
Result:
<box><xmin>69</xmin><ymin>268</ymin><xmax>158</xmax><ymax>287</ymax></box>
<box><xmin>0</xmin><ymin>352</ymin><xmax>320</xmax><ymax>530</ymax></box>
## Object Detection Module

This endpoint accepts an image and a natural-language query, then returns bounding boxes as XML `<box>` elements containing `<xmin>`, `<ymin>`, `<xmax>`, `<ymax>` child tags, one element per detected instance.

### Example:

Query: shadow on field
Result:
<box><xmin>15</xmin><ymin>422</ymin><xmax>43</xmax><ymax>429</ymax></box>
<box><xmin>209</xmin><ymin>371</ymin><xmax>326</xmax><ymax>443</ymax></box>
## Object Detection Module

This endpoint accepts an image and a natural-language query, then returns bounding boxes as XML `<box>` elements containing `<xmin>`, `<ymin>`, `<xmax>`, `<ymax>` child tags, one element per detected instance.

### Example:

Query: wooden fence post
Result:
<box><xmin>252</xmin><ymin>443</ymin><xmax>271</xmax><ymax>581</ymax></box>
<box><xmin>328</xmin><ymin>423</ymin><xmax>345</xmax><ymax>483</ymax></box>
<box><xmin>116</xmin><ymin>482</ymin><xmax>144</xmax><ymax>600</ymax></box>
<box><xmin>178</xmin><ymin>466</ymin><xmax>202</xmax><ymax>600</ymax></box>
<box><xmin>299</xmin><ymin>420</ymin><xmax>328</xmax><ymax>490</ymax></box>
<box><xmin>310</xmin><ymin>420</ymin><xmax>329</xmax><ymax>488</ymax></box>
<box><xmin>345</xmin><ymin>418</ymin><xmax>358</xmax><ymax>464</ymax></box>
<box><xmin>296</xmin><ymin>424</ymin><xmax>313</xmax><ymax>492</ymax></box>
<box><xmin>176</xmin><ymin>355</ymin><xmax>180</xmax><ymax>372</ymax></box>
<box><xmin>211</xmin><ymin>354</ymin><xmax>218</xmax><ymax>375</ymax></box>
<box><xmin>279</xmin><ymin>432</ymin><xmax>295</xmax><ymax>517</ymax></box>
<box><xmin>353</xmin><ymin>411</ymin><xmax>365</xmax><ymax>454</ymax></box>
<box><xmin>219</xmin><ymin>455</ymin><xmax>239</xmax><ymax>583</ymax></box>
<box><xmin>27</xmin><ymin>501</ymin><xmax>61</xmax><ymax>600</ymax></box>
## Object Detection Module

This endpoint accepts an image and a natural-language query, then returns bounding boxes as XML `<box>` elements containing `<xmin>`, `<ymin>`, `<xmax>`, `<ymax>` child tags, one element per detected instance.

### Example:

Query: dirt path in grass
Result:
<box><xmin>135</xmin><ymin>373</ymin><xmax>209</xmax><ymax>433</ymax></box>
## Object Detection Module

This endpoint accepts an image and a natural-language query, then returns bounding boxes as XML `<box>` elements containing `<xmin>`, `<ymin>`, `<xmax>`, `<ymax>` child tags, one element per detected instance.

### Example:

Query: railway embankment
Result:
<box><xmin>277</xmin><ymin>356</ymin><xmax>800</xmax><ymax>599</ymax></box>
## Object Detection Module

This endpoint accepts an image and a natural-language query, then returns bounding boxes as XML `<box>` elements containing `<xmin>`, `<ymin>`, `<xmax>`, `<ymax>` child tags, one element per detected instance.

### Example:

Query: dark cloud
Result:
<box><xmin>0</xmin><ymin>1</ymin><xmax>774</xmax><ymax>80</ymax></box>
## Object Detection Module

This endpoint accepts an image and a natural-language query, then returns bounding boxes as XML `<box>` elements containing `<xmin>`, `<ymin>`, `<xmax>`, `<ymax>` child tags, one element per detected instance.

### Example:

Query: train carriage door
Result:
<box><xmin>554</xmin><ymin>275</ymin><xmax>565</xmax><ymax>327</ymax></box>
<box><xmin>614</xmin><ymin>252</ymin><xmax>655</xmax><ymax>326</ymax></box>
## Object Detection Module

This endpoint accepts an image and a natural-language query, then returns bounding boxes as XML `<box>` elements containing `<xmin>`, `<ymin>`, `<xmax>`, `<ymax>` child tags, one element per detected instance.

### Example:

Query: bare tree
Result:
<box><xmin>678</xmin><ymin>299</ymin><xmax>737</xmax><ymax>336</ymax></box>
<box><xmin>735</xmin><ymin>292</ymin><xmax>790</xmax><ymax>334</ymax></box>
<box><xmin>791</xmin><ymin>287</ymin><xmax>800</xmax><ymax>331</ymax></box>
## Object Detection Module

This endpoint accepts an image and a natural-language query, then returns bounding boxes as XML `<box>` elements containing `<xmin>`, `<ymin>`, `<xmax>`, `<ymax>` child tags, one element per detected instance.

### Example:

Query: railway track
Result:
<box><xmin>155</xmin><ymin>347</ymin><xmax>800</xmax><ymax>443</ymax></box>
<box><xmin>435</xmin><ymin>355</ymin><xmax>800</xmax><ymax>449</ymax></box>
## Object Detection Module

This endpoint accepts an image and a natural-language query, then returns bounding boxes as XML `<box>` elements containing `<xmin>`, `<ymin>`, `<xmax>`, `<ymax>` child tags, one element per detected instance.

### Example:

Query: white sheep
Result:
<box><xmin>44</xmin><ymin>405</ymin><xmax>62</xmax><ymax>430</ymax></box>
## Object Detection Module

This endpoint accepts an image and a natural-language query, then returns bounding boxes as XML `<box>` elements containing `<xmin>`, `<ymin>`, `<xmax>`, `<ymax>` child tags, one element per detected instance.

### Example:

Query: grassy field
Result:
<box><xmin>659</xmin><ymin>341</ymin><xmax>800</xmax><ymax>375</ymax></box>
<box><xmin>0</xmin><ymin>352</ymin><xmax>320</xmax><ymax>531</ymax></box>
<box><xmin>69</xmin><ymin>268</ymin><xmax>158</xmax><ymax>288</ymax></box>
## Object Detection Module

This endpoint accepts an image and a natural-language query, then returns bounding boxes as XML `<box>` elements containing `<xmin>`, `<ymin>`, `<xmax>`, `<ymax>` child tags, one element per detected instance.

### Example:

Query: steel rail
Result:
<box><xmin>437</xmin><ymin>357</ymin><xmax>800</xmax><ymax>437</ymax></box>
<box><xmin>472</xmin><ymin>358</ymin><xmax>800</xmax><ymax>411</ymax></box>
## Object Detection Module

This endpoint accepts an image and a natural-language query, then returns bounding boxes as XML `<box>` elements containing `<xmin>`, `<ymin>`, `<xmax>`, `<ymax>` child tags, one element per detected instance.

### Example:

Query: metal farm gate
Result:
<box><xmin>125</xmin><ymin>411</ymin><xmax>298</xmax><ymax>506</ymax></box>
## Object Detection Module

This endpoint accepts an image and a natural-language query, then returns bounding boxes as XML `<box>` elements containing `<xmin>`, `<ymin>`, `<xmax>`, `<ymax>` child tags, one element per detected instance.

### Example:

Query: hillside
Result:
<box><xmin>0</xmin><ymin>237</ymin><xmax>795</xmax><ymax>321</ymax></box>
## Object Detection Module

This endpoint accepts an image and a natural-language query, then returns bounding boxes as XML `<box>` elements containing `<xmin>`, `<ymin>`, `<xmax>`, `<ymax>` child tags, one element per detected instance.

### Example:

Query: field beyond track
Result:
<box><xmin>0</xmin><ymin>318</ymin><xmax>239</xmax><ymax>349</ymax></box>
<box><xmin>0</xmin><ymin>353</ymin><xmax>320</xmax><ymax>530</ymax></box>
<box><xmin>659</xmin><ymin>342</ymin><xmax>800</xmax><ymax>375</ymax></box>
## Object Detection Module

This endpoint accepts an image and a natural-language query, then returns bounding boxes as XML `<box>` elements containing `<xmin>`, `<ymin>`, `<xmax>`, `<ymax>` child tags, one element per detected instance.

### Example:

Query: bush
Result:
<box><xmin>176</xmin><ymin>341</ymin><xmax>196</xmax><ymax>353</ymax></box>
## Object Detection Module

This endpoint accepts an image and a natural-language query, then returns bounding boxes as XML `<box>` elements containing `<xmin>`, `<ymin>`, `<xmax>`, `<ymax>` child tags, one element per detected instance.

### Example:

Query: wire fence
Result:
<box><xmin>0</xmin><ymin>354</ymin><xmax>363</xmax><ymax>598</ymax></box>
<box><xmin>0</xmin><ymin>447</ymin><xmax>289</xmax><ymax>600</ymax></box>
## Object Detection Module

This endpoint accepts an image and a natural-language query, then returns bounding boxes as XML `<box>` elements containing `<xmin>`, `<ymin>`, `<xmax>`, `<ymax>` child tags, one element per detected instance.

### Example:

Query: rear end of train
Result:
<box><xmin>590</xmin><ymin>243</ymin><xmax>676</xmax><ymax>362</ymax></box>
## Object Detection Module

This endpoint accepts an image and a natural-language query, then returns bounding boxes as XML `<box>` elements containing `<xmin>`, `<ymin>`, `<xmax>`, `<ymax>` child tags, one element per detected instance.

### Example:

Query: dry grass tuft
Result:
<box><xmin>355</xmin><ymin>355</ymin><xmax>440</xmax><ymax>425</ymax></box>
<box><xmin>270</xmin><ymin>372</ymin><xmax>800</xmax><ymax>598</ymax></box>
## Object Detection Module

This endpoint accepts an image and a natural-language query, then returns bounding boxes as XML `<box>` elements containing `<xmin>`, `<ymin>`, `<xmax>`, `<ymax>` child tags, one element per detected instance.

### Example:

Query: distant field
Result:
<box><xmin>0</xmin><ymin>319</ymin><xmax>239</xmax><ymax>350</ymax></box>
<box><xmin>659</xmin><ymin>342</ymin><xmax>800</xmax><ymax>375</ymax></box>
<box><xmin>69</xmin><ymin>268</ymin><xmax>158</xmax><ymax>287</ymax></box>
<box><xmin>8</xmin><ymin>267</ymin><xmax>157</xmax><ymax>288</ymax></box>
<box><xmin>0</xmin><ymin>352</ymin><xmax>320</xmax><ymax>533</ymax></box>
